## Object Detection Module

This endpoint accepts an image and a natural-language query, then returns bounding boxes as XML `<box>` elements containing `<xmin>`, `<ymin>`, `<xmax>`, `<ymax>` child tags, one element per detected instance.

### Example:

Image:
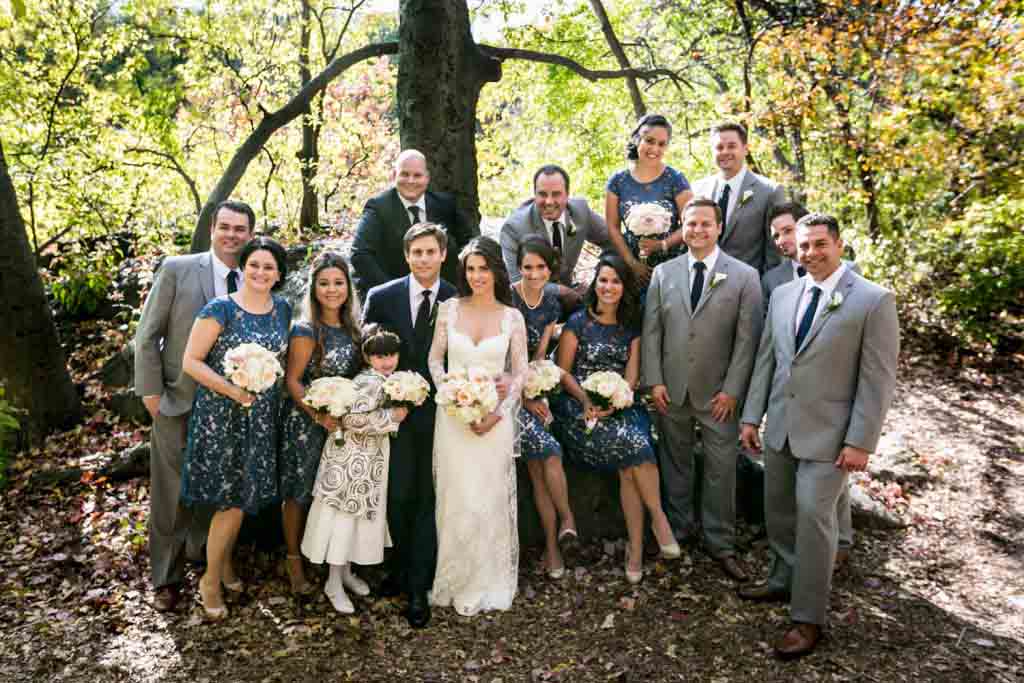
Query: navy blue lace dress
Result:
<box><xmin>181</xmin><ymin>295</ymin><xmax>292</xmax><ymax>514</ymax></box>
<box><xmin>551</xmin><ymin>310</ymin><xmax>655</xmax><ymax>471</ymax></box>
<box><xmin>606</xmin><ymin>166</ymin><xmax>690</xmax><ymax>270</ymax></box>
<box><xmin>278</xmin><ymin>322</ymin><xmax>362</xmax><ymax>506</ymax></box>
<box><xmin>513</xmin><ymin>284</ymin><xmax>564</xmax><ymax>461</ymax></box>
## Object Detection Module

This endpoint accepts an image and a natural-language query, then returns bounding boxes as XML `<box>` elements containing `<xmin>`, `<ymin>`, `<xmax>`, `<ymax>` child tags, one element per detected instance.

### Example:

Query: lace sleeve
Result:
<box><xmin>428</xmin><ymin>298</ymin><xmax>453</xmax><ymax>387</ymax></box>
<box><xmin>498</xmin><ymin>308</ymin><xmax>529</xmax><ymax>417</ymax></box>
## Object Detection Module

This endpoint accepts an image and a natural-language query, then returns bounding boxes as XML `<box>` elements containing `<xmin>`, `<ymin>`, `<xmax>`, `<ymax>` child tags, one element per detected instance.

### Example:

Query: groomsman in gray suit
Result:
<box><xmin>134</xmin><ymin>200</ymin><xmax>254</xmax><ymax>612</ymax></box>
<box><xmin>691</xmin><ymin>122</ymin><xmax>786</xmax><ymax>275</ymax></box>
<box><xmin>642</xmin><ymin>198</ymin><xmax>763</xmax><ymax>581</ymax></box>
<box><xmin>762</xmin><ymin>203</ymin><xmax>856</xmax><ymax>570</ymax></box>
<box><xmin>500</xmin><ymin>164</ymin><xmax>609</xmax><ymax>288</ymax></box>
<box><xmin>739</xmin><ymin>213</ymin><xmax>899</xmax><ymax>659</ymax></box>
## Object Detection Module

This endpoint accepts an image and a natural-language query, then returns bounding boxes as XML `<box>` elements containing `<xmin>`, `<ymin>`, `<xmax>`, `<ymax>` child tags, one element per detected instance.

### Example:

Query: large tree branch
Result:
<box><xmin>588</xmin><ymin>0</ymin><xmax>645</xmax><ymax>117</ymax></box>
<box><xmin>478</xmin><ymin>44</ymin><xmax>690</xmax><ymax>88</ymax></box>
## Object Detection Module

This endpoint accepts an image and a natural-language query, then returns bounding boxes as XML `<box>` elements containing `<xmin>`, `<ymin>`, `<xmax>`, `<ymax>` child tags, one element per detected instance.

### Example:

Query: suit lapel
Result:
<box><xmin>388</xmin><ymin>188</ymin><xmax>412</xmax><ymax>238</ymax></box>
<box><xmin>678</xmin><ymin>257</ymin><xmax>694</xmax><ymax>317</ymax></box>
<box><xmin>197</xmin><ymin>252</ymin><xmax>215</xmax><ymax>302</ymax></box>
<box><xmin>397</xmin><ymin>276</ymin><xmax>414</xmax><ymax>339</ymax></box>
<box><xmin>722</xmin><ymin>173</ymin><xmax>758</xmax><ymax>243</ymax></box>
<box><xmin>797</xmin><ymin>269</ymin><xmax>856</xmax><ymax>355</ymax></box>
<box><xmin>693</xmin><ymin>255</ymin><xmax>729</xmax><ymax>317</ymax></box>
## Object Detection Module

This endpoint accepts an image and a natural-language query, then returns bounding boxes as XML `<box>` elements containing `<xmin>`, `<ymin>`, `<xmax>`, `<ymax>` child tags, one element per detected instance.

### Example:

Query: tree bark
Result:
<box><xmin>588</xmin><ymin>0</ymin><xmax>646</xmax><ymax>118</ymax></box>
<box><xmin>0</xmin><ymin>138</ymin><xmax>82</xmax><ymax>440</ymax></box>
<box><xmin>396</xmin><ymin>0</ymin><xmax>501</xmax><ymax>230</ymax></box>
<box><xmin>297</xmin><ymin>0</ymin><xmax>320</xmax><ymax>233</ymax></box>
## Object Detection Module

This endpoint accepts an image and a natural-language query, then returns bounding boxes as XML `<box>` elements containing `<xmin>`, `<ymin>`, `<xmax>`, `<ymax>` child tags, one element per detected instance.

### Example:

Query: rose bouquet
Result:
<box><xmin>304</xmin><ymin>376</ymin><xmax>360</xmax><ymax>444</ymax></box>
<box><xmin>382</xmin><ymin>371</ymin><xmax>431</xmax><ymax>409</ymax></box>
<box><xmin>580</xmin><ymin>371</ymin><xmax>633</xmax><ymax>431</ymax></box>
<box><xmin>223</xmin><ymin>342</ymin><xmax>284</xmax><ymax>395</ymax></box>
<box><xmin>435</xmin><ymin>367</ymin><xmax>499</xmax><ymax>426</ymax></box>
<box><xmin>523</xmin><ymin>360</ymin><xmax>563</xmax><ymax>426</ymax></box>
<box><xmin>624</xmin><ymin>202</ymin><xmax>673</xmax><ymax>261</ymax></box>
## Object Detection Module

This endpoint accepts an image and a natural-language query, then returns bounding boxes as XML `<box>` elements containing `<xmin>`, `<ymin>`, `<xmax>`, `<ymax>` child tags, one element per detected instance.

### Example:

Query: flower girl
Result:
<box><xmin>301</xmin><ymin>325</ymin><xmax>409</xmax><ymax>613</ymax></box>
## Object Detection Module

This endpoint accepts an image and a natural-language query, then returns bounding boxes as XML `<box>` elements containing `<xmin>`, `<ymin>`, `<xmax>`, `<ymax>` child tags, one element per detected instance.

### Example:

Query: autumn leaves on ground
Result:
<box><xmin>0</xmin><ymin>312</ymin><xmax>1021</xmax><ymax>682</ymax></box>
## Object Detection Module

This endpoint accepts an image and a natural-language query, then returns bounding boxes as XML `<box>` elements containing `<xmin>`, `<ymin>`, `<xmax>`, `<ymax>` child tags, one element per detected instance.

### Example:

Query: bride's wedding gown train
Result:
<box><xmin>428</xmin><ymin>299</ymin><xmax>528</xmax><ymax>616</ymax></box>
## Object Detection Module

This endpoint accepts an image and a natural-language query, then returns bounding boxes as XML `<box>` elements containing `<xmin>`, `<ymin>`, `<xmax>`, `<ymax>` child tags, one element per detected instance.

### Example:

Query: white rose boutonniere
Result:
<box><xmin>709</xmin><ymin>272</ymin><xmax>728</xmax><ymax>290</ymax></box>
<box><xmin>739</xmin><ymin>189</ymin><xmax>754</xmax><ymax>207</ymax></box>
<box><xmin>565</xmin><ymin>220</ymin><xmax>577</xmax><ymax>237</ymax></box>
<box><xmin>827</xmin><ymin>291</ymin><xmax>844</xmax><ymax>312</ymax></box>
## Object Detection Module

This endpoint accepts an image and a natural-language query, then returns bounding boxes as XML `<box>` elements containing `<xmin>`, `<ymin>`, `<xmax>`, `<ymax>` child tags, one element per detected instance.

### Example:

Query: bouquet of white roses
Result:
<box><xmin>435</xmin><ymin>367</ymin><xmax>499</xmax><ymax>426</ymax></box>
<box><xmin>625</xmin><ymin>202</ymin><xmax>672</xmax><ymax>237</ymax></box>
<box><xmin>524</xmin><ymin>360</ymin><xmax>562</xmax><ymax>426</ymax></box>
<box><xmin>382</xmin><ymin>371</ymin><xmax>431</xmax><ymax>409</ymax></box>
<box><xmin>303</xmin><ymin>376</ymin><xmax>359</xmax><ymax>418</ymax></box>
<box><xmin>223</xmin><ymin>343</ymin><xmax>284</xmax><ymax>394</ymax></box>
<box><xmin>581</xmin><ymin>371</ymin><xmax>633</xmax><ymax>431</ymax></box>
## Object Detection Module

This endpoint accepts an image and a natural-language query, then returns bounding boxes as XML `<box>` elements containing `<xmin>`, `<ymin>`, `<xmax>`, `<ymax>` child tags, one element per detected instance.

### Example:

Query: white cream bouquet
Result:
<box><xmin>223</xmin><ymin>342</ymin><xmax>284</xmax><ymax>394</ymax></box>
<box><xmin>581</xmin><ymin>371</ymin><xmax>633</xmax><ymax>431</ymax></box>
<box><xmin>625</xmin><ymin>202</ymin><xmax>673</xmax><ymax>261</ymax></box>
<box><xmin>382</xmin><ymin>371</ymin><xmax>431</xmax><ymax>409</ymax></box>
<box><xmin>435</xmin><ymin>367</ymin><xmax>500</xmax><ymax>426</ymax></box>
<box><xmin>303</xmin><ymin>376</ymin><xmax>359</xmax><ymax>418</ymax></box>
<box><xmin>523</xmin><ymin>360</ymin><xmax>562</xmax><ymax>400</ymax></box>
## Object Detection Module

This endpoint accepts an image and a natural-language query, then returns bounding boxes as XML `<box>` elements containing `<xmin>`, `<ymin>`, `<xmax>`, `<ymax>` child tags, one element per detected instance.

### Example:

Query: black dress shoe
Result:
<box><xmin>153</xmin><ymin>585</ymin><xmax>181</xmax><ymax>612</ymax></box>
<box><xmin>405</xmin><ymin>592</ymin><xmax>431</xmax><ymax>629</ymax></box>
<box><xmin>737</xmin><ymin>582</ymin><xmax>790</xmax><ymax>603</ymax></box>
<box><xmin>377</xmin><ymin>574</ymin><xmax>403</xmax><ymax>598</ymax></box>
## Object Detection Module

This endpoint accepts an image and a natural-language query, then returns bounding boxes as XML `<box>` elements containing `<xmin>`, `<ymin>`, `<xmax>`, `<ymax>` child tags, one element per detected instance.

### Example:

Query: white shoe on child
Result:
<box><xmin>325</xmin><ymin>584</ymin><xmax>354</xmax><ymax>614</ymax></box>
<box><xmin>342</xmin><ymin>566</ymin><xmax>370</xmax><ymax>597</ymax></box>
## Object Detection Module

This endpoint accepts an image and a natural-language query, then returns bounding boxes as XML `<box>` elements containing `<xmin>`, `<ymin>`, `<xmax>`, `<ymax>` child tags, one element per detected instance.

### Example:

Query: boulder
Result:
<box><xmin>868</xmin><ymin>431</ymin><xmax>930</xmax><ymax>489</ymax></box>
<box><xmin>108</xmin><ymin>390</ymin><xmax>150</xmax><ymax>424</ymax></box>
<box><xmin>99</xmin><ymin>340</ymin><xmax>135</xmax><ymax>388</ymax></box>
<box><xmin>849</xmin><ymin>481</ymin><xmax>909</xmax><ymax>529</ymax></box>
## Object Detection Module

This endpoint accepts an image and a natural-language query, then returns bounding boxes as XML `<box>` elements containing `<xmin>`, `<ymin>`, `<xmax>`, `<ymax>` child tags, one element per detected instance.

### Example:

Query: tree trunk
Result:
<box><xmin>297</xmin><ymin>0</ymin><xmax>320</xmax><ymax>234</ymax></box>
<box><xmin>0</xmin><ymin>138</ymin><xmax>82</xmax><ymax>440</ymax></box>
<box><xmin>396</xmin><ymin>0</ymin><xmax>501</xmax><ymax>230</ymax></box>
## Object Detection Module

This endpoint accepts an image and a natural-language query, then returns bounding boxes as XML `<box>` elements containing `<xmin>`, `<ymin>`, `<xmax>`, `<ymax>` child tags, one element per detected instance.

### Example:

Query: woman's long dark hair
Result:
<box><xmin>456</xmin><ymin>236</ymin><xmax>514</xmax><ymax>306</ymax></box>
<box><xmin>583</xmin><ymin>253</ymin><xmax>640</xmax><ymax>330</ymax></box>
<box><xmin>625</xmin><ymin>113</ymin><xmax>673</xmax><ymax>161</ymax></box>
<box><xmin>303</xmin><ymin>251</ymin><xmax>361</xmax><ymax>371</ymax></box>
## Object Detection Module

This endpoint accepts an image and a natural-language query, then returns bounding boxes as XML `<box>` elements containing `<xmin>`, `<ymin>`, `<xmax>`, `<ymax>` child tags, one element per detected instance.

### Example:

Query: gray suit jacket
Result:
<box><xmin>762</xmin><ymin>258</ymin><xmax>860</xmax><ymax>312</ymax></box>
<box><xmin>134</xmin><ymin>253</ymin><xmax>216</xmax><ymax>417</ymax></box>
<box><xmin>742</xmin><ymin>268</ymin><xmax>900</xmax><ymax>462</ymax></box>
<box><xmin>500</xmin><ymin>198</ymin><xmax>609</xmax><ymax>286</ymax></box>
<box><xmin>642</xmin><ymin>250</ymin><xmax>763</xmax><ymax>410</ymax></box>
<box><xmin>691</xmin><ymin>170</ymin><xmax>786</xmax><ymax>275</ymax></box>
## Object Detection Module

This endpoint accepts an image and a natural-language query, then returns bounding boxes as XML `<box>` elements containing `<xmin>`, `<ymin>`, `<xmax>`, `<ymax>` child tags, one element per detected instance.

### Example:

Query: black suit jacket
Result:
<box><xmin>350</xmin><ymin>187</ymin><xmax>475</xmax><ymax>302</ymax></box>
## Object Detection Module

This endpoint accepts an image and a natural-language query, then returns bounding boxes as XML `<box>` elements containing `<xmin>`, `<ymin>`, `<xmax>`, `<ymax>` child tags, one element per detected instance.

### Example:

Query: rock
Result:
<box><xmin>108</xmin><ymin>390</ymin><xmax>150</xmax><ymax>424</ymax></box>
<box><xmin>849</xmin><ymin>482</ymin><xmax>909</xmax><ymax>529</ymax></box>
<box><xmin>516</xmin><ymin>460</ymin><xmax>626</xmax><ymax>545</ymax></box>
<box><xmin>99</xmin><ymin>341</ymin><xmax>135</xmax><ymax>388</ymax></box>
<box><xmin>868</xmin><ymin>431</ymin><xmax>930</xmax><ymax>489</ymax></box>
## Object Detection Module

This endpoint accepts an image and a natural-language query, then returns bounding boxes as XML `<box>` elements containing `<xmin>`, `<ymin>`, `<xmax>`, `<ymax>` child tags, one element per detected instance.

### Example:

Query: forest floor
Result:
<box><xmin>1</xmin><ymin>315</ymin><xmax>1023</xmax><ymax>682</ymax></box>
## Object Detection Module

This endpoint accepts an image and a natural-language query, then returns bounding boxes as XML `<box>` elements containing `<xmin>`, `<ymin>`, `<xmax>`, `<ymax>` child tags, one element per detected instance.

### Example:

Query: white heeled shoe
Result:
<box><xmin>342</xmin><ymin>566</ymin><xmax>371</xmax><ymax>597</ymax></box>
<box><xmin>624</xmin><ymin>548</ymin><xmax>643</xmax><ymax>585</ymax></box>
<box><xmin>325</xmin><ymin>584</ymin><xmax>354</xmax><ymax>614</ymax></box>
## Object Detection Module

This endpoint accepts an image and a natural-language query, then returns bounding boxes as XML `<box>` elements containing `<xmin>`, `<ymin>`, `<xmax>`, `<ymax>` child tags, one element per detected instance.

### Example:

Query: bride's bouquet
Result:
<box><xmin>382</xmin><ymin>371</ymin><xmax>431</xmax><ymax>409</ymax></box>
<box><xmin>581</xmin><ymin>371</ymin><xmax>633</xmax><ymax>432</ymax></box>
<box><xmin>223</xmin><ymin>343</ymin><xmax>284</xmax><ymax>397</ymax></box>
<box><xmin>435</xmin><ymin>367</ymin><xmax>499</xmax><ymax>426</ymax></box>
<box><xmin>624</xmin><ymin>202</ymin><xmax>673</xmax><ymax>261</ymax></box>
<box><xmin>523</xmin><ymin>360</ymin><xmax>562</xmax><ymax>426</ymax></box>
<box><xmin>304</xmin><ymin>376</ymin><xmax>359</xmax><ymax>443</ymax></box>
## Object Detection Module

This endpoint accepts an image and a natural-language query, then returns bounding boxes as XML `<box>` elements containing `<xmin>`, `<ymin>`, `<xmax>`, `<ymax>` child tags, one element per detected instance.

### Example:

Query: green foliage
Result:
<box><xmin>48</xmin><ymin>243</ymin><xmax>121</xmax><ymax>317</ymax></box>
<box><xmin>0</xmin><ymin>384</ymin><xmax>22</xmax><ymax>488</ymax></box>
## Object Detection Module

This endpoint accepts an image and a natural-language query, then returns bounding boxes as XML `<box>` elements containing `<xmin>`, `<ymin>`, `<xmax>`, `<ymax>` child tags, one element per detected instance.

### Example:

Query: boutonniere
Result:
<box><xmin>565</xmin><ymin>220</ymin><xmax>577</xmax><ymax>237</ymax></box>
<box><xmin>739</xmin><ymin>189</ymin><xmax>754</xmax><ymax>207</ymax></box>
<box><xmin>709</xmin><ymin>272</ymin><xmax>728</xmax><ymax>290</ymax></box>
<box><xmin>429</xmin><ymin>301</ymin><xmax>439</xmax><ymax>326</ymax></box>
<box><xmin>826</xmin><ymin>291</ymin><xmax>843</xmax><ymax>312</ymax></box>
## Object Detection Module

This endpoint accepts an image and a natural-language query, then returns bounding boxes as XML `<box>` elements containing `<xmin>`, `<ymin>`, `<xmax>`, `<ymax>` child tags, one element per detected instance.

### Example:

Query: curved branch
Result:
<box><xmin>478</xmin><ymin>44</ymin><xmax>691</xmax><ymax>88</ymax></box>
<box><xmin>126</xmin><ymin>147</ymin><xmax>202</xmax><ymax>216</ymax></box>
<box><xmin>588</xmin><ymin>0</ymin><xmax>645</xmax><ymax>117</ymax></box>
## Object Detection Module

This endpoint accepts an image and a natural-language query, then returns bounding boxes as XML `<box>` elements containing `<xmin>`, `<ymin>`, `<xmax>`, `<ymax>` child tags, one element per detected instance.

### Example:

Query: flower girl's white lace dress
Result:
<box><xmin>427</xmin><ymin>298</ymin><xmax>528</xmax><ymax>616</ymax></box>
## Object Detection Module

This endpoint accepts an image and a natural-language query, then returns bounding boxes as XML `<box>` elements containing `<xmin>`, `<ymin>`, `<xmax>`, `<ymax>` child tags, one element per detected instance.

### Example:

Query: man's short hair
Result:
<box><xmin>796</xmin><ymin>212</ymin><xmax>841</xmax><ymax>241</ymax></box>
<box><xmin>683</xmin><ymin>196</ymin><xmax>723</xmax><ymax>225</ymax></box>
<box><xmin>768</xmin><ymin>202</ymin><xmax>807</xmax><ymax>225</ymax></box>
<box><xmin>403</xmin><ymin>222</ymin><xmax>448</xmax><ymax>253</ymax></box>
<box><xmin>532</xmin><ymin>164</ymin><xmax>571</xmax><ymax>194</ymax></box>
<box><xmin>213</xmin><ymin>199</ymin><xmax>256</xmax><ymax>232</ymax></box>
<box><xmin>395</xmin><ymin>148</ymin><xmax>428</xmax><ymax>172</ymax></box>
<box><xmin>710</xmin><ymin>121</ymin><xmax>748</xmax><ymax>145</ymax></box>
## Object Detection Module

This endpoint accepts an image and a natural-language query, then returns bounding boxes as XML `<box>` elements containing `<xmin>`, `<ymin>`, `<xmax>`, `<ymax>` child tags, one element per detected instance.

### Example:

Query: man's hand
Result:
<box><xmin>740</xmin><ymin>423</ymin><xmax>762</xmax><ymax>455</ymax></box>
<box><xmin>143</xmin><ymin>395</ymin><xmax>161</xmax><ymax>420</ymax></box>
<box><xmin>835</xmin><ymin>445</ymin><xmax>870</xmax><ymax>472</ymax></box>
<box><xmin>710</xmin><ymin>392</ymin><xmax>737</xmax><ymax>422</ymax></box>
<box><xmin>650</xmin><ymin>384</ymin><xmax>671</xmax><ymax>415</ymax></box>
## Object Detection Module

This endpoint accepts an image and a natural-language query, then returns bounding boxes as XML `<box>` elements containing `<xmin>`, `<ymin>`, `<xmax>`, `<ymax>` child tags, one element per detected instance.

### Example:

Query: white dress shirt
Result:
<box><xmin>210</xmin><ymin>249</ymin><xmax>243</xmax><ymax>298</ymax></box>
<box><xmin>408</xmin><ymin>275</ymin><xmax>441</xmax><ymax>325</ymax></box>
<box><xmin>542</xmin><ymin>212</ymin><xmax>570</xmax><ymax>247</ymax></box>
<box><xmin>686</xmin><ymin>245</ymin><xmax>721</xmax><ymax>301</ymax></box>
<box><xmin>795</xmin><ymin>262</ymin><xmax>847</xmax><ymax>334</ymax></box>
<box><xmin>790</xmin><ymin>259</ymin><xmax>804</xmax><ymax>280</ymax></box>
<box><xmin>717</xmin><ymin>166</ymin><xmax>748</xmax><ymax>223</ymax></box>
<box><xmin>399</xmin><ymin>193</ymin><xmax>427</xmax><ymax>226</ymax></box>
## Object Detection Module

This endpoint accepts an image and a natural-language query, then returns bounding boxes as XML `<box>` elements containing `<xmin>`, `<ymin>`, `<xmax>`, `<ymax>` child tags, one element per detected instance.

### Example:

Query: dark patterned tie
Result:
<box><xmin>551</xmin><ymin>221</ymin><xmax>563</xmax><ymax>254</ymax></box>
<box><xmin>413</xmin><ymin>290</ymin><xmax>432</xmax><ymax>346</ymax></box>
<box><xmin>795</xmin><ymin>286</ymin><xmax>822</xmax><ymax>351</ymax></box>
<box><xmin>690</xmin><ymin>261</ymin><xmax>706</xmax><ymax>312</ymax></box>
<box><xmin>717</xmin><ymin>183</ymin><xmax>731</xmax><ymax>237</ymax></box>
<box><xmin>797</xmin><ymin>265</ymin><xmax>807</xmax><ymax>278</ymax></box>
<box><xmin>409</xmin><ymin>205</ymin><xmax>421</xmax><ymax>225</ymax></box>
<box><xmin>227</xmin><ymin>270</ymin><xmax>239</xmax><ymax>294</ymax></box>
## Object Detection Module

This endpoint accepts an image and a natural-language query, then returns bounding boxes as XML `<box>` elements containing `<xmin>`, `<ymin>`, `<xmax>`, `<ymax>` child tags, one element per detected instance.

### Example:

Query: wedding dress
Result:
<box><xmin>428</xmin><ymin>298</ymin><xmax>528</xmax><ymax>616</ymax></box>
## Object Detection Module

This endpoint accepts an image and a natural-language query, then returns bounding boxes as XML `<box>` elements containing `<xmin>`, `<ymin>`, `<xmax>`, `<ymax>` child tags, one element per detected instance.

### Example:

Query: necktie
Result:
<box><xmin>409</xmin><ymin>205</ymin><xmax>421</xmax><ymax>225</ymax></box>
<box><xmin>413</xmin><ymin>290</ymin><xmax>432</xmax><ymax>345</ymax></box>
<box><xmin>551</xmin><ymin>221</ymin><xmax>563</xmax><ymax>254</ymax></box>
<box><xmin>797</xmin><ymin>265</ymin><xmax>807</xmax><ymax>278</ymax></box>
<box><xmin>717</xmin><ymin>183</ymin><xmax>731</xmax><ymax>235</ymax></box>
<box><xmin>227</xmin><ymin>270</ymin><xmax>239</xmax><ymax>294</ymax></box>
<box><xmin>690</xmin><ymin>261</ymin><xmax>706</xmax><ymax>312</ymax></box>
<box><xmin>795</xmin><ymin>286</ymin><xmax>821</xmax><ymax>351</ymax></box>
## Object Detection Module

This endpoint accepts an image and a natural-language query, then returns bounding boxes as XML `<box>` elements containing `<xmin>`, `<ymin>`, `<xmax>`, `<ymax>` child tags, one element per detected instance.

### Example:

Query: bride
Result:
<box><xmin>428</xmin><ymin>236</ymin><xmax>528</xmax><ymax>616</ymax></box>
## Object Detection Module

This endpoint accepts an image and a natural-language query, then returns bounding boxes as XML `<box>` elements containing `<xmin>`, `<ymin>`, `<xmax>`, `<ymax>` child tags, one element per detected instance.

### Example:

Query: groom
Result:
<box><xmin>362</xmin><ymin>222</ymin><xmax>456</xmax><ymax>628</ymax></box>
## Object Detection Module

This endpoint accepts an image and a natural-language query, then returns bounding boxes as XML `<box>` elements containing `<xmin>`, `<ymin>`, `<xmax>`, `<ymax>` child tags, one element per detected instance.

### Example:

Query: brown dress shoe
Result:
<box><xmin>717</xmin><ymin>555</ymin><xmax>749</xmax><ymax>582</ymax></box>
<box><xmin>834</xmin><ymin>548</ymin><xmax>851</xmax><ymax>573</ymax></box>
<box><xmin>737</xmin><ymin>582</ymin><xmax>790</xmax><ymax>603</ymax></box>
<box><xmin>774</xmin><ymin>622</ymin><xmax>821</xmax><ymax>660</ymax></box>
<box><xmin>153</xmin><ymin>585</ymin><xmax>181</xmax><ymax>613</ymax></box>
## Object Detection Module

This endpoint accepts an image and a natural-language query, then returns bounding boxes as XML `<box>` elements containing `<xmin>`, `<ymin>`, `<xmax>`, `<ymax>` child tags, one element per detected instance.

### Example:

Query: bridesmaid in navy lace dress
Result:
<box><xmin>604</xmin><ymin>114</ymin><xmax>693</xmax><ymax>291</ymax></box>
<box><xmin>511</xmin><ymin>236</ymin><xmax>581</xmax><ymax>579</ymax></box>
<box><xmin>278</xmin><ymin>252</ymin><xmax>362</xmax><ymax>593</ymax></box>
<box><xmin>551</xmin><ymin>253</ymin><xmax>679</xmax><ymax>584</ymax></box>
<box><xmin>180</xmin><ymin>237</ymin><xmax>291</xmax><ymax>620</ymax></box>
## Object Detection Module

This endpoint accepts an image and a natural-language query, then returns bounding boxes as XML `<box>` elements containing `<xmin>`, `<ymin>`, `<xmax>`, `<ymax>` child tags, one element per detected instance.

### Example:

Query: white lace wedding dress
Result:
<box><xmin>428</xmin><ymin>298</ymin><xmax>528</xmax><ymax>616</ymax></box>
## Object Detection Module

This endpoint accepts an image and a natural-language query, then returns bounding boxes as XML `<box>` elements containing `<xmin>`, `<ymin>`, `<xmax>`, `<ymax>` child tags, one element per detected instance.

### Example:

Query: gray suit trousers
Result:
<box><xmin>149</xmin><ymin>412</ymin><xmax>211</xmax><ymax>588</ymax></box>
<box><xmin>764</xmin><ymin>441</ymin><xmax>848</xmax><ymax>625</ymax></box>
<box><xmin>657</xmin><ymin>398</ymin><xmax>739</xmax><ymax>556</ymax></box>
